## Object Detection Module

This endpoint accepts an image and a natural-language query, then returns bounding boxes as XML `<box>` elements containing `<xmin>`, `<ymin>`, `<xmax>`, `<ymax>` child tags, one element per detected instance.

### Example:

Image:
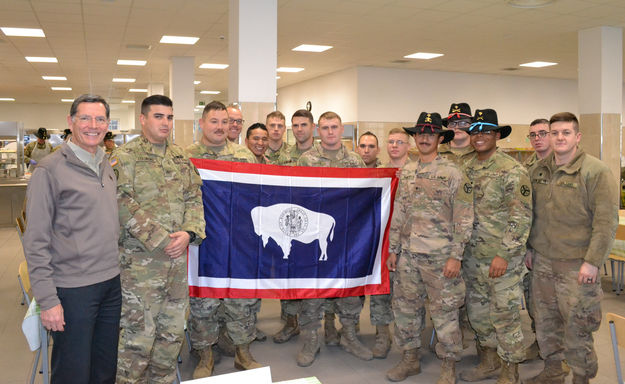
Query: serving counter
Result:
<box><xmin>0</xmin><ymin>178</ymin><xmax>27</xmax><ymax>227</ymax></box>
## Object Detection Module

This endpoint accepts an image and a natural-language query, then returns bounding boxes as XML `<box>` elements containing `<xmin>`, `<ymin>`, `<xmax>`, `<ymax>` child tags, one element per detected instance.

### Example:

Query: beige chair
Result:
<box><xmin>610</xmin><ymin>254</ymin><xmax>625</xmax><ymax>295</ymax></box>
<box><xmin>607</xmin><ymin>312</ymin><xmax>625</xmax><ymax>384</ymax></box>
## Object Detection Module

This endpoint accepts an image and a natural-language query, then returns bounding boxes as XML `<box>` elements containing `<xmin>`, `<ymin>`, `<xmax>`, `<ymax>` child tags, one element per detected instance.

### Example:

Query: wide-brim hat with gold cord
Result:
<box><xmin>403</xmin><ymin>112</ymin><xmax>455</xmax><ymax>144</ymax></box>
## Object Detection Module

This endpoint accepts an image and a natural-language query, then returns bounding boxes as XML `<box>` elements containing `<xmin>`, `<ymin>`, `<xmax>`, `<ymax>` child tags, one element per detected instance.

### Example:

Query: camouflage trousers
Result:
<box><xmin>117</xmin><ymin>251</ymin><xmax>187</xmax><ymax>384</ymax></box>
<box><xmin>463</xmin><ymin>255</ymin><xmax>525</xmax><ymax>363</ymax></box>
<box><xmin>369</xmin><ymin>271</ymin><xmax>394</xmax><ymax>326</ymax></box>
<box><xmin>189</xmin><ymin>297</ymin><xmax>259</xmax><ymax>350</ymax></box>
<box><xmin>531</xmin><ymin>253</ymin><xmax>602</xmax><ymax>378</ymax></box>
<box><xmin>393</xmin><ymin>252</ymin><xmax>464</xmax><ymax>360</ymax></box>
<box><xmin>280</xmin><ymin>299</ymin><xmax>302</xmax><ymax>316</ymax></box>
<box><xmin>299</xmin><ymin>296</ymin><xmax>363</xmax><ymax>331</ymax></box>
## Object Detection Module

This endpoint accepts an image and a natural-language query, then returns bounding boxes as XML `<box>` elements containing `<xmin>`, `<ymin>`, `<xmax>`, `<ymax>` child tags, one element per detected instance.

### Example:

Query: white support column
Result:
<box><xmin>169</xmin><ymin>56</ymin><xmax>195</xmax><ymax>147</ymax></box>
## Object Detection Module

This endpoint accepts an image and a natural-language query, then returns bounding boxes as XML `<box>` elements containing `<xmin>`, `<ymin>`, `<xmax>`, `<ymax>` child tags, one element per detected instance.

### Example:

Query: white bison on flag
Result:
<box><xmin>251</xmin><ymin>203</ymin><xmax>336</xmax><ymax>261</ymax></box>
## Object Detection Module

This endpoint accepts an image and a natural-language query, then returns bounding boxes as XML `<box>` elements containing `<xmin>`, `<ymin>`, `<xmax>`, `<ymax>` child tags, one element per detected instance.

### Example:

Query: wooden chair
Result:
<box><xmin>607</xmin><ymin>312</ymin><xmax>625</xmax><ymax>384</ymax></box>
<box><xmin>610</xmin><ymin>254</ymin><xmax>625</xmax><ymax>295</ymax></box>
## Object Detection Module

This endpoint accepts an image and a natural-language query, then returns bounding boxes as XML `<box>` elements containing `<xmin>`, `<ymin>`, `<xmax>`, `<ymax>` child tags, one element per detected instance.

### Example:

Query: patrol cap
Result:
<box><xmin>35</xmin><ymin>127</ymin><xmax>48</xmax><ymax>139</ymax></box>
<box><xmin>468</xmin><ymin>109</ymin><xmax>511</xmax><ymax>139</ymax></box>
<box><xmin>104</xmin><ymin>131</ymin><xmax>116</xmax><ymax>141</ymax></box>
<box><xmin>442</xmin><ymin>102</ymin><xmax>472</xmax><ymax>128</ymax></box>
<box><xmin>403</xmin><ymin>112</ymin><xmax>455</xmax><ymax>144</ymax></box>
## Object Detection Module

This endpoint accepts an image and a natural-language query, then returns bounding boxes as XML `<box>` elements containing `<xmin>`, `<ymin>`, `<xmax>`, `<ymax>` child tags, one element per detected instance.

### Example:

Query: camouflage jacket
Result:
<box><xmin>281</xmin><ymin>144</ymin><xmax>311</xmax><ymax>166</ymax></box>
<box><xmin>297</xmin><ymin>142</ymin><xmax>365</xmax><ymax>168</ymax></box>
<box><xmin>523</xmin><ymin>152</ymin><xmax>539</xmax><ymax>170</ymax></box>
<box><xmin>389</xmin><ymin>155</ymin><xmax>474</xmax><ymax>258</ymax></box>
<box><xmin>112</xmin><ymin>136</ymin><xmax>206</xmax><ymax>253</ymax></box>
<box><xmin>266</xmin><ymin>142</ymin><xmax>293</xmax><ymax>164</ymax></box>
<box><xmin>463</xmin><ymin>149</ymin><xmax>532</xmax><ymax>261</ymax></box>
<box><xmin>438</xmin><ymin>143</ymin><xmax>475</xmax><ymax>168</ymax></box>
<box><xmin>528</xmin><ymin>149</ymin><xmax>618</xmax><ymax>267</ymax></box>
<box><xmin>185</xmin><ymin>140</ymin><xmax>256</xmax><ymax>163</ymax></box>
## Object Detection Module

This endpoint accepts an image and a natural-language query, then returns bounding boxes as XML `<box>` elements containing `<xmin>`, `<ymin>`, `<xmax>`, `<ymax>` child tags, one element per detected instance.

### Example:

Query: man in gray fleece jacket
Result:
<box><xmin>24</xmin><ymin>94</ymin><xmax>121</xmax><ymax>384</ymax></box>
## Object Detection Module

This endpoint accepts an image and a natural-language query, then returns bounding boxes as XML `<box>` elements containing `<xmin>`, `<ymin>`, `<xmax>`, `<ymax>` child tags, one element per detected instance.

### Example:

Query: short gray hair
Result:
<box><xmin>70</xmin><ymin>94</ymin><xmax>110</xmax><ymax>119</ymax></box>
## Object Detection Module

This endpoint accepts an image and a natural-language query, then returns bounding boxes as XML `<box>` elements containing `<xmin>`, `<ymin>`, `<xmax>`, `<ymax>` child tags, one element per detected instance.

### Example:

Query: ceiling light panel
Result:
<box><xmin>404</xmin><ymin>52</ymin><xmax>444</xmax><ymax>60</ymax></box>
<box><xmin>0</xmin><ymin>98</ymin><xmax>16</xmax><ymax>101</ymax></box>
<box><xmin>519</xmin><ymin>61</ymin><xmax>558</xmax><ymax>68</ymax></box>
<box><xmin>61</xmin><ymin>99</ymin><xmax>73</xmax><ymax>102</ymax></box>
<box><xmin>51</xmin><ymin>87</ymin><xmax>72</xmax><ymax>91</ymax></box>
<box><xmin>112</xmin><ymin>78</ymin><xmax>136</xmax><ymax>83</ymax></box>
<box><xmin>160</xmin><ymin>35</ymin><xmax>199</xmax><ymax>45</ymax></box>
<box><xmin>292</xmin><ymin>44</ymin><xmax>333</xmax><ymax>52</ymax></box>
<box><xmin>199</xmin><ymin>63</ymin><xmax>229</xmax><ymax>69</ymax></box>
<box><xmin>1</xmin><ymin>27</ymin><xmax>45</xmax><ymax>37</ymax></box>
<box><xmin>276</xmin><ymin>67</ymin><xmax>304</xmax><ymax>73</ymax></box>
<box><xmin>26</xmin><ymin>56</ymin><xmax>58</xmax><ymax>63</ymax></box>
<box><xmin>121</xmin><ymin>100</ymin><xmax>135</xmax><ymax>103</ymax></box>
<box><xmin>42</xmin><ymin>76</ymin><xmax>67</xmax><ymax>81</ymax></box>
<box><xmin>117</xmin><ymin>59</ymin><xmax>147</xmax><ymax>66</ymax></box>
<box><xmin>200</xmin><ymin>90</ymin><xmax>221</xmax><ymax>94</ymax></box>
<box><xmin>129</xmin><ymin>88</ymin><xmax>147</xmax><ymax>92</ymax></box>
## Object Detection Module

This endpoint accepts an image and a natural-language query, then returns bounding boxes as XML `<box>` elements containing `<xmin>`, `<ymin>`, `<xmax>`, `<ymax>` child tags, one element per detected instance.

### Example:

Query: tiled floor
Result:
<box><xmin>1</xmin><ymin>226</ymin><xmax>624</xmax><ymax>383</ymax></box>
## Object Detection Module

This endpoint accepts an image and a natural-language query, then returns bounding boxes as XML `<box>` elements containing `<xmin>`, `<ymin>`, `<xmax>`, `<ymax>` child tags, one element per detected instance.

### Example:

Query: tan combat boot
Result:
<box><xmin>296</xmin><ymin>329</ymin><xmax>321</xmax><ymax>367</ymax></box>
<box><xmin>495</xmin><ymin>361</ymin><xmax>519</xmax><ymax>384</ymax></box>
<box><xmin>572</xmin><ymin>374</ymin><xmax>590</xmax><ymax>384</ymax></box>
<box><xmin>371</xmin><ymin>324</ymin><xmax>392</xmax><ymax>359</ymax></box>
<box><xmin>324</xmin><ymin>312</ymin><xmax>339</xmax><ymax>345</ymax></box>
<box><xmin>192</xmin><ymin>348</ymin><xmax>214</xmax><ymax>379</ymax></box>
<box><xmin>523</xmin><ymin>340</ymin><xmax>540</xmax><ymax>361</ymax></box>
<box><xmin>459</xmin><ymin>344</ymin><xmax>501</xmax><ymax>382</ymax></box>
<box><xmin>339</xmin><ymin>324</ymin><xmax>373</xmax><ymax>360</ymax></box>
<box><xmin>386</xmin><ymin>348</ymin><xmax>420</xmax><ymax>382</ymax></box>
<box><xmin>522</xmin><ymin>359</ymin><xmax>566</xmax><ymax>384</ymax></box>
<box><xmin>234</xmin><ymin>343</ymin><xmax>262</xmax><ymax>370</ymax></box>
<box><xmin>436</xmin><ymin>358</ymin><xmax>456</xmax><ymax>384</ymax></box>
<box><xmin>273</xmin><ymin>314</ymin><xmax>300</xmax><ymax>344</ymax></box>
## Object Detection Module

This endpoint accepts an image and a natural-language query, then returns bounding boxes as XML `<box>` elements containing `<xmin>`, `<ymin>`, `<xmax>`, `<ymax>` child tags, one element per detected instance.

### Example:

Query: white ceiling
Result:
<box><xmin>0</xmin><ymin>0</ymin><xmax>624</xmax><ymax>105</ymax></box>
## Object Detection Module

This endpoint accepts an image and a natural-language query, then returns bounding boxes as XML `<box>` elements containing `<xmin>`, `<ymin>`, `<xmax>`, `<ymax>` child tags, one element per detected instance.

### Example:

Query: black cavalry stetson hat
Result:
<box><xmin>35</xmin><ymin>127</ymin><xmax>48</xmax><ymax>139</ymax></box>
<box><xmin>442</xmin><ymin>102</ymin><xmax>472</xmax><ymax>128</ymax></box>
<box><xmin>468</xmin><ymin>109</ymin><xmax>512</xmax><ymax>140</ymax></box>
<box><xmin>403</xmin><ymin>112</ymin><xmax>455</xmax><ymax>144</ymax></box>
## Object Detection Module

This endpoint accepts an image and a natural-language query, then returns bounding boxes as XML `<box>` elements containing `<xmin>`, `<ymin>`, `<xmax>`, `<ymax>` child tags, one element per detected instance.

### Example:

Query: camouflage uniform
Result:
<box><xmin>462</xmin><ymin>149</ymin><xmax>532</xmax><ymax>363</ymax></box>
<box><xmin>438</xmin><ymin>143</ymin><xmax>475</xmax><ymax>168</ymax></box>
<box><xmin>389</xmin><ymin>156</ymin><xmax>473</xmax><ymax>359</ymax></box>
<box><xmin>296</xmin><ymin>142</ymin><xmax>366</xmax><ymax>330</ymax></box>
<box><xmin>113</xmin><ymin>136</ymin><xmax>206</xmax><ymax>384</ymax></box>
<box><xmin>529</xmin><ymin>150</ymin><xmax>618</xmax><ymax>378</ymax></box>
<box><xmin>523</xmin><ymin>151</ymin><xmax>539</xmax><ymax>170</ymax></box>
<box><xmin>184</xmin><ymin>140</ymin><xmax>260</xmax><ymax>350</ymax></box>
<box><xmin>266</xmin><ymin>142</ymin><xmax>292</xmax><ymax>164</ymax></box>
<box><xmin>522</xmin><ymin>151</ymin><xmax>540</xmax><ymax>327</ymax></box>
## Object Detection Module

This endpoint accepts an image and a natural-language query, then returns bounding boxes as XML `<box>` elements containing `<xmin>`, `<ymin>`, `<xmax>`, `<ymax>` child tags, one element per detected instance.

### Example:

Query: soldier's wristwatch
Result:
<box><xmin>185</xmin><ymin>231</ymin><xmax>197</xmax><ymax>243</ymax></box>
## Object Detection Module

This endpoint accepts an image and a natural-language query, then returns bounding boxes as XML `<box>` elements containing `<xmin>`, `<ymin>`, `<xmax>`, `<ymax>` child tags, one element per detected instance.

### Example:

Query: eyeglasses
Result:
<box><xmin>387</xmin><ymin>140</ymin><xmax>407</xmax><ymax>145</ymax></box>
<box><xmin>469</xmin><ymin>130</ymin><xmax>495</xmax><ymax>136</ymax></box>
<box><xmin>229</xmin><ymin>119</ymin><xmax>245</xmax><ymax>125</ymax></box>
<box><xmin>528</xmin><ymin>131</ymin><xmax>548</xmax><ymax>139</ymax></box>
<box><xmin>75</xmin><ymin>115</ymin><xmax>108</xmax><ymax>125</ymax></box>
<box><xmin>447</xmin><ymin>121</ymin><xmax>471</xmax><ymax>129</ymax></box>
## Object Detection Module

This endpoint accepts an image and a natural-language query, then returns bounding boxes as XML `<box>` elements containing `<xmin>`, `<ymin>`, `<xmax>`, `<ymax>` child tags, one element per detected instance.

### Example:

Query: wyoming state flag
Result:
<box><xmin>188</xmin><ymin>159</ymin><xmax>398</xmax><ymax>299</ymax></box>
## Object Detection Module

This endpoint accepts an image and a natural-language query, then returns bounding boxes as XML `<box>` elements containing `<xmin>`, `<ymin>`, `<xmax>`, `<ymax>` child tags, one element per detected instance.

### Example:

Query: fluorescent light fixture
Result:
<box><xmin>519</xmin><ymin>61</ymin><xmax>558</xmax><ymax>68</ymax></box>
<box><xmin>117</xmin><ymin>59</ymin><xmax>147</xmax><ymax>66</ymax></box>
<box><xmin>404</xmin><ymin>52</ymin><xmax>444</xmax><ymax>60</ymax></box>
<box><xmin>277</xmin><ymin>67</ymin><xmax>304</xmax><ymax>73</ymax></box>
<box><xmin>113</xmin><ymin>78</ymin><xmax>136</xmax><ymax>83</ymax></box>
<box><xmin>292</xmin><ymin>44</ymin><xmax>333</xmax><ymax>53</ymax></box>
<box><xmin>0</xmin><ymin>98</ymin><xmax>15</xmax><ymax>101</ymax></box>
<box><xmin>25</xmin><ymin>56</ymin><xmax>58</xmax><ymax>63</ymax></box>
<box><xmin>122</xmin><ymin>100</ymin><xmax>135</xmax><ymax>104</ymax></box>
<box><xmin>506</xmin><ymin>0</ymin><xmax>555</xmax><ymax>8</ymax></box>
<box><xmin>1</xmin><ymin>27</ymin><xmax>45</xmax><ymax>37</ymax></box>
<box><xmin>200</xmin><ymin>90</ymin><xmax>220</xmax><ymax>94</ymax></box>
<box><xmin>159</xmin><ymin>35</ymin><xmax>199</xmax><ymax>45</ymax></box>
<box><xmin>276</xmin><ymin>76</ymin><xmax>281</xmax><ymax>79</ymax></box>
<box><xmin>51</xmin><ymin>87</ymin><xmax>72</xmax><ymax>91</ymax></box>
<box><xmin>194</xmin><ymin>80</ymin><xmax>201</xmax><ymax>85</ymax></box>
<box><xmin>199</xmin><ymin>63</ymin><xmax>229</xmax><ymax>69</ymax></box>
<box><xmin>61</xmin><ymin>98</ymin><xmax>73</xmax><ymax>102</ymax></box>
<box><xmin>42</xmin><ymin>76</ymin><xmax>67</xmax><ymax>81</ymax></box>
<box><xmin>129</xmin><ymin>88</ymin><xmax>148</xmax><ymax>92</ymax></box>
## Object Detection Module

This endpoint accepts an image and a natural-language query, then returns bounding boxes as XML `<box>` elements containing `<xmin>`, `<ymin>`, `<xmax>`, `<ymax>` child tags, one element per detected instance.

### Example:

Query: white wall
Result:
<box><xmin>277</xmin><ymin>67</ymin><xmax>358</xmax><ymax>123</ymax></box>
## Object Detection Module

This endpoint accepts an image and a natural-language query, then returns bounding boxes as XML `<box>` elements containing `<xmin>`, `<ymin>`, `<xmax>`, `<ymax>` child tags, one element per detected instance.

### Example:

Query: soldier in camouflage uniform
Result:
<box><xmin>114</xmin><ymin>95</ymin><xmax>206</xmax><ymax>384</ymax></box>
<box><xmin>356</xmin><ymin>131</ymin><xmax>381</xmax><ymax>168</ymax></box>
<box><xmin>265</xmin><ymin>110</ymin><xmax>292</xmax><ymax>163</ymax></box>
<box><xmin>185</xmin><ymin>101</ymin><xmax>261</xmax><ymax>379</ymax></box>
<box><xmin>386</xmin><ymin>112</ymin><xmax>473</xmax><ymax>383</ymax></box>
<box><xmin>385</xmin><ymin>128</ymin><xmax>412</xmax><ymax>168</ymax></box>
<box><xmin>524</xmin><ymin>113</ymin><xmax>618</xmax><ymax>384</ymax></box>
<box><xmin>295</xmin><ymin>111</ymin><xmax>371</xmax><ymax>366</ymax></box>
<box><xmin>244</xmin><ymin>123</ymin><xmax>269</xmax><ymax>163</ymax></box>
<box><xmin>439</xmin><ymin>102</ymin><xmax>476</xmax><ymax>167</ymax></box>
<box><xmin>272</xmin><ymin>109</ymin><xmax>317</xmax><ymax>344</ymax></box>
<box><xmin>460</xmin><ymin>109</ymin><xmax>532</xmax><ymax>384</ymax></box>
